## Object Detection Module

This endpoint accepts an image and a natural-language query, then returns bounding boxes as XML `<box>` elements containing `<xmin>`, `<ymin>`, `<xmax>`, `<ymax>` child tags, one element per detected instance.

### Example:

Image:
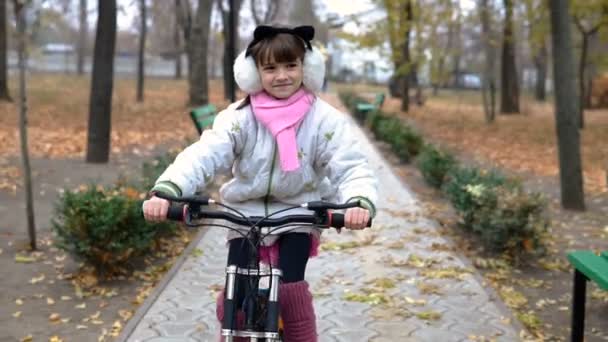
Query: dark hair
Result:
<box><xmin>237</xmin><ymin>33</ymin><xmax>307</xmax><ymax>109</ymax></box>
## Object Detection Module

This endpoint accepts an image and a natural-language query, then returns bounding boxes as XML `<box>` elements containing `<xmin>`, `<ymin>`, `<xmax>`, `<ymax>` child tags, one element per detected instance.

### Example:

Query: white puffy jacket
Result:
<box><xmin>155</xmin><ymin>97</ymin><xmax>377</xmax><ymax>242</ymax></box>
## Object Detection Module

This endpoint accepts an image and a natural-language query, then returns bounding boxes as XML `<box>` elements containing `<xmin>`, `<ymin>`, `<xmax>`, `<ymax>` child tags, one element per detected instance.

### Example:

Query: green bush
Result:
<box><xmin>416</xmin><ymin>145</ymin><xmax>457</xmax><ymax>188</ymax></box>
<box><xmin>442</xmin><ymin>166</ymin><xmax>508</xmax><ymax>227</ymax></box>
<box><xmin>442</xmin><ymin>166</ymin><xmax>547</xmax><ymax>257</ymax></box>
<box><xmin>373</xmin><ymin>117</ymin><xmax>423</xmax><ymax>162</ymax></box>
<box><xmin>52</xmin><ymin>185</ymin><xmax>176</xmax><ymax>276</ymax></box>
<box><xmin>470</xmin><ymin>184</ymin><xmax>548</xmax><ymax>256</ymax></box>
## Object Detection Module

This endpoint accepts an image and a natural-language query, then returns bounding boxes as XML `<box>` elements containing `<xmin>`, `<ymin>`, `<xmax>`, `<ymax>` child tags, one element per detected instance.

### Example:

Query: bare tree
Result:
<box><xmin>136</xmin><ymin>0</ymin><xmax>147</xmax><ymax>102</ymax></box>
<box><xmin>572</xmin><ymin>3</ymin><xmax>608</xmax><ymax>128</ymax></box>
<box><xmin>500</xmin><ymin>0</ymin><xmax>520</xmax><ymax>114</ymax></box>
<box><xmin>174</xmin><ymin>0</ymin><xmax>182</xmax><ymax>79</ymax></box>
<box><xmin>0</xmin><ymin>0</ymin><xmax>11</xmax><ymax>101</ymax></box>
<box><xmin>189</xmin><ymin>0</ymin><xmax>212</xmax><ymax>106</ymax></box>
<box><xmin>250</xmin><ymin>0</ymin><xmax>280</xmax><ymax>25</ymax></box>
<box><xmin>13</xmin><ymin>0</ymin><xmax>36</xmax><ymax>250</ymax></box>
<box><xmin>86</xmin><ymin>0</ymin><xmax>117</xmax><ymax>163</ymax></box>
<box><xmin>218</xmin><ymin>0</ymin><xmax>242</xmax><ymax>101</ymax></box>
<box><xmin>548</xmin><ymin>0</ymin><xmax>585</xmax><ymax>211</ymax></box>
<box><xmin>77</xmin><ymin>0</ymin><xmax>88</xmax><ymax>75</ymax></box>
<box><xmin>479</xmin><ymin>0</ymin><xmax>496</xmax><ymax>123</ymax></box>
<box><xmin>400</xmin><ymin>0</ymin><xmax>413</xmax><ymax>112</ymax></box>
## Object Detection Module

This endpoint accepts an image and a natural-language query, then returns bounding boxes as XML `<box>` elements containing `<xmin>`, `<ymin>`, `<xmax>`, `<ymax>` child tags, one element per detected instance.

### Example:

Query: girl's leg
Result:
<box><xmin>278</xmin><ymin>233</ymin><xmax>318</xmax><ymax>342</ymax></box>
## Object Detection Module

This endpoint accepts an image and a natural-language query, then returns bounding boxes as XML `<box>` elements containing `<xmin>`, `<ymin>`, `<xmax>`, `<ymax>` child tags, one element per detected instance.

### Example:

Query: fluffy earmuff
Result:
<box><xmin>233</xmin><ymin>47</ymin><xmax>326</xmax><ymax>95</ymax></box>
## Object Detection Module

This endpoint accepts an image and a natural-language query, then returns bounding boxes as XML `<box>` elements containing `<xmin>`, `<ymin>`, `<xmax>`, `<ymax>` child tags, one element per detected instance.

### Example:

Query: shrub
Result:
<box><xmin>416</xmin><ymin>144</ymin><xmax>457</xmax><ymax>188</ymax></box>
<box><xmin>52</xmin><ymin>185</ymin><xmax>176</xmax><ymax>276</ymax></box>
<box><xmin>442</xmin><ymin>166</ymin><xmax>547</xmax><ymax>257</ymax></box>
<box><xmin>470</xmin><ymin>184</ymin><xmax>548</xmax><ymax>256</ymax></box>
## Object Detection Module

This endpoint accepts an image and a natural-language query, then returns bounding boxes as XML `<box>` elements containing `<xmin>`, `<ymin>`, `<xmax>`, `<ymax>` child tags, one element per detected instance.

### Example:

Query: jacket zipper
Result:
<box><xmin>264</xmin><ymin>142</ymin><xmax>278</xmax><ymax>216</ymax></box>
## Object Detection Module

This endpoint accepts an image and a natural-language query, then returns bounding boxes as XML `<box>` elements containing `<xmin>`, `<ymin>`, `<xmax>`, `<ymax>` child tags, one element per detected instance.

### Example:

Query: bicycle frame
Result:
<box><xmin>153</xmin><ymin>193</ymin><xmax>371</xmax><ymax>342</ymax></box>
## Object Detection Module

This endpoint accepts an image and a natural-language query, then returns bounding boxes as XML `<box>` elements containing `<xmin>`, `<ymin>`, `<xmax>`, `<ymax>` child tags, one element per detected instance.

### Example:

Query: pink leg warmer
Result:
<box><xmin>279</xmin><ymin>281</ymin><xmax>318</xmax><ymax>342</ymax></box>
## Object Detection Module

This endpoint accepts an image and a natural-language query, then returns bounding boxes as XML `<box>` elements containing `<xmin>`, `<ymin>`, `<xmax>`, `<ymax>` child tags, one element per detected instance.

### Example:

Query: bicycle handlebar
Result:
<box><xmin>154</xmin><ymin>192</ymin><xmax>371</xmax><ymax>229</ymax></box>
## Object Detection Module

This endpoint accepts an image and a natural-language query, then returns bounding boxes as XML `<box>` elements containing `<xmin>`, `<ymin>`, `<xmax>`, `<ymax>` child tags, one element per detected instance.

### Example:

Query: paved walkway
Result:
<box><xmin>119</xmin><ymin>110</ymin><xmax>521</xmax><ymax>342</ymax></box>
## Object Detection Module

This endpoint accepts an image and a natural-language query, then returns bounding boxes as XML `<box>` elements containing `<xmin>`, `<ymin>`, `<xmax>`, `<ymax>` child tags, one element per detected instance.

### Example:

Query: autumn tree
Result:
<box><xmin>571</xmin><ymin>1</ymin><xmax>608</xmax><ymax>128</ymax></box>
<box><xmin>77</xmin><ymin>0</ymin><xmax>87</xmax><ymax>75</ymax></box>
<box><xmin>13</xmin><ymin>0</ymin><xmax>36</xmax><ymax>249</ymax></box>
<box><xmin>479</xmin><ymin>0</ymin><xmax>497</xmax><ymax>122</ymax></box>
<box><xmin>136</xmin><ymin>0</ymin><xmax>147</xmax><ymax>102</ymax></box>
<box><xmin>250</xmin><ymin>0</ymin><xmax>280</xmax><ymax>25</ymax></box>
<box><xmin>218</xmin><ymin>0</ymin><xmax>242</xmax><ymax>101</ymax></box>
<box><xmin>500</xmin><ymin>0</ymin><xmax>520</xmax><ymax>114</ymax></box>
<box><xmin>175</xmin><ymin>0</ymin><xmax>213</xmax><ymax>106</ymax></box>
<box><xmin>0</xmin><ymin>0</ymin><xmax>11</xmax><ymax>101</ymax></box>
<box><xmin>548</xmin><ymin>0</ymin><xmax>585</xmax><ymax>211</ymax></box>
<box><xmin>86</xmin><ymin>0</ymin><xmax>117</xmax><ymax>163</ymax></box>
<box><xmin>522</xmin><ymin>0</ymin><xmax>549</xmax><ymax>101</ymax></box>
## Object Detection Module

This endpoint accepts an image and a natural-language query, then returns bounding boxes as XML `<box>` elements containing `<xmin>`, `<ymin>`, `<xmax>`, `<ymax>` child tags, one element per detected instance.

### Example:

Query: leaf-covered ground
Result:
<box><xmin>353</xmin><ymin>90</ymin><xmax>608</xmax><ymax>341</ymax></box>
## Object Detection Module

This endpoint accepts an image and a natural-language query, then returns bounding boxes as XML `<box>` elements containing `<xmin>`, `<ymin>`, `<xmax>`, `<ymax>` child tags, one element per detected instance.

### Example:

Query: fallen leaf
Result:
<box><xmin>49</xmin><ymin>336</ymin><xmax>64</xmax><ymax>342</ymax></box>
<box><xmin>13</xmin><ymin>311</ymin><xmax>22</xmax><ymax>318</ymax></box>
<box><xmin>15</xmin><ymin>298</ymin><xmax>23</xmax><ymax>305</ymax></box>
<box><xmin>60</xmin><ymin>296</ymin><xmax>72</xmax><ymax>301</ymax></box>
<box><xmin>191</xmin><ymin>248</ymin><xmax>203</xmax><ymax>257</ymax></box>
<box><xmin>15</xmin><ymin>254</ymin><xmax>36</xmax><ymax>263</ymax></box>
<box><xmin>416</xmin><ymin>310</ymin><xmax>442</xmax><ymax>320</ymax></box>
<box><xmin>49</xmin><ymin>313</ymin><xmax>61</xmax><ymax>322</ymax></box>
<box><xmin>76</xmin><ymin>325</ymin><xmax>88</xmax><ymax>330</ymax></box>
<box><xmin>75</xmin><ymin>302</ymin><xmax>86</xmax><ymax>309</ymax></box>
<box><xmin>29</xmin><ymin>274</ymin><xmax>46</xmax><ymax>284</ymax></box>
<box><xmin>20</xmin><ymin>335</ymin><xmax>33</xmax><ymax>342</ymax></box>
<box><xmin>118</xmin><ymin>309</ymin><xmax>133</xmax><ymax>321</ymax></box>
<box><xmin>47</xmin><ymin>297</ymin><xmax>55</xmax><ymax>305</ymax></box>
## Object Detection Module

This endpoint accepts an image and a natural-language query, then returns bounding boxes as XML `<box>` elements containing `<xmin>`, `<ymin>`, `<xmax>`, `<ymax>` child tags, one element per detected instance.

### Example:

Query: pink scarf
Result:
<box><xmin>251</xmin><ymin>88</ymin><xmax>315</xmax><ymax>172</ymax></box>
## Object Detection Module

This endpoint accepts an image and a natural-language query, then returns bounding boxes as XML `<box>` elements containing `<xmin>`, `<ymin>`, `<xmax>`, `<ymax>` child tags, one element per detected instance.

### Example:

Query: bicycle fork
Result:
<box><xmin>221</xmin><ymin>265</ymin><xmax>283</xmax><ymax>341</ymax></box>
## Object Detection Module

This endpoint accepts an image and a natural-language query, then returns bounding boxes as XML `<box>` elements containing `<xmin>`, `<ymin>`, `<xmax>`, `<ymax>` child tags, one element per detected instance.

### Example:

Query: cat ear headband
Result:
<box><xmin>233</xmin><ymin>25</ymin><xmax>326</xmax><ymax>94</ymax></box>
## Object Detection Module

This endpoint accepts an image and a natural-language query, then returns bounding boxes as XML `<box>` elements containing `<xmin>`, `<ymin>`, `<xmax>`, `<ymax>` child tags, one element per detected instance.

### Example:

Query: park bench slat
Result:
<box><xmin>356</xmin><ymin>93</ymin><xmax>385</xmax><ymax>113</ymax></box>
<box><xmin>190</xmin><ymin>104</ymin><xmax>217</xmax><ymax>135</ymax></box>
<box><xmin>567</xmin><ymin>250</ymin><xmax>608</xmax><ymax>290</ymax></box>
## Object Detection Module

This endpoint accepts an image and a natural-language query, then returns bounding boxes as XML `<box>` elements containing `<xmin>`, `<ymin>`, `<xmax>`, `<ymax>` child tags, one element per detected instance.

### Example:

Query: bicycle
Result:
<box><xmin>155</xmin><ymin>192</ymin><xmax>372</xmax><ymax>342</ymax></box>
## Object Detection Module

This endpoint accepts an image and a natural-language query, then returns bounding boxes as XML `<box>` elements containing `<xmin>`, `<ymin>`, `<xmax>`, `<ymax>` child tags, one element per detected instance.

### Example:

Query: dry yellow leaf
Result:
<box><xmin>49</xmin><ymin>313</ymin><xmax>61</xmax><ymax>322</ymax></box>
<box><xmin>49</xmin><ymin>336</ymin><xmax>64</xmax><ymax>342</ymax></box>
<box><xmin>20</xmin><ymin>335</ymin><xmax>33</xmax><ymax>342</ymax></box>
<box><xmin>75</xmin><ymin>302</ymin><xmax>86</xmax><ymax>309</ymax></box>
<box><xmin>47</xmin><ymin>297</ymin><xmax>55</xmax><ymax>305</ymax></box>
<box><xmin>118</xmin><ymin>309</ymin><xmax>133</xmax><ymax>321</ymax></box>
<box><xmin>29</xmin><ymin>274</ymin><xmax>45</xmax><ymax>284</ymax></box>
<box><xmin>13</xmin><ymin>311</ymin><xmax>22</xmax><ymax>318</ymax></box>
<box><xmin>76</xmin><ymin>325</ymin><xmax>88</xmax><ymax>330</ymax></box>
<box><xmin>15</xmin><ymin>298</ymin><xmax>23</xmax><ymax>305</ymax></box>
<box><xmin>90</xmin><ymin>311</ymin><xmax>101</xmax><ymax>319</ymax></box>
<box><xmin>60</xmin><ymin>296</ymin><xmax>71</xmax><ymax>301</ymax></box>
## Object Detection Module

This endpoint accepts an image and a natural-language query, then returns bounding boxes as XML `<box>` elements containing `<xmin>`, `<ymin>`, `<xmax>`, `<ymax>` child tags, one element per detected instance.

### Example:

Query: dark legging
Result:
<box><xmin>227</xmin><ymin>233</ymin><xmax>311</xmax><ymax>308</ymax></box>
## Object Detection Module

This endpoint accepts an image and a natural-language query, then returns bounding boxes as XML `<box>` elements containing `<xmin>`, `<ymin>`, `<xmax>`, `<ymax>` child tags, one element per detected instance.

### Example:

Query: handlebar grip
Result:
<box><xmin>167</xmin><ymin>204</ymin><xmax>186</xmax><ymax>221</ymax></box>
<box><xmin>328</xmin><ymin>213</ymin><xmax>372</xmax><ymax>229</ymax></box>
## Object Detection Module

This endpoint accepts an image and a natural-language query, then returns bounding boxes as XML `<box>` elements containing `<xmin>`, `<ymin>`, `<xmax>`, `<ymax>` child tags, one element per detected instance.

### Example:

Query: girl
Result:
<box><xmin>143</xmin><ymin>25</ymin><xmax>377</xmax><ymax>342</ymax></box>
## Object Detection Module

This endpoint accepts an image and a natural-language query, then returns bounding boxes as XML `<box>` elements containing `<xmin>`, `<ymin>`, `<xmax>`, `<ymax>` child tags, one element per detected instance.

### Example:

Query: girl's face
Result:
<box><xmin>257</xmin><ymin>57</ymin><xmax>304</xmax><ymax>99</ymax></box>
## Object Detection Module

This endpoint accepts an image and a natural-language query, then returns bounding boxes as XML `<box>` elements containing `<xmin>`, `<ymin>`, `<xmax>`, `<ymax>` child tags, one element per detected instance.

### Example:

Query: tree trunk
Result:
<box><xmin>500</xmin><ymin>0</ymin><xmax>520</xmax><ymax>114</ymax></box>
<box><xmin>0</xmin><ymin>0</ymin><xmax>10</xmax><ymax>101</ymax></box>
<box><xmin>480</xmin><ymin>0</ymin><xmax>496</xmax><ymax>123</ymax></box>
<box><xmin>188</xmin><ymin>0</ymin><xmax>212</xmax><ymax>106</ymax></box>
<box><xmin>578</xmin><ymin>34</ymin><xmax>588</xmax><ymax>128</ymax></box>
<box><xmin>86</xmin><ymin>0</ymin><xmax>117</xmax><ymax>163</ymax></box>
<box><xmin>220</xmin><ymin>0</ymin><xmax>241</xmax><ymax>101</ymax></box>
<box><xmin>548</xmin><ymin>0</ymin><xmax>585</xmax><ymax>211</ymax></box>
<box><xmin>13</xmin><ymin>1</ymin><xmax>36</xmax><ymax>250</ymax></box>
<box><xmin>534</xmin><ymin>40</ymin><xmax>547</xmax><ymax>101</ymax></box>
<box><xmin>136</xmin><ymin>0</ymin><xmax>147</xmax><ymax>102</ymax></box>
<box><xmin>400</xmin><ymin>0</ymin><xmax>413</xmax><ymax>112</ymax></box>
<box><xmin>77</xmin><ymin>0</ymin><xmax>88</xmax><ymax>75</ymax></box>
<box><xmin>174</xmin><ymin>0</ymin><xmax>182</xmax><ymax>79</ymax></box>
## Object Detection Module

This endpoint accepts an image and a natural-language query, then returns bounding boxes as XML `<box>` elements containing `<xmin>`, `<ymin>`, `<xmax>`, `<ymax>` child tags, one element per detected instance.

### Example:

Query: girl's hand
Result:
<box><xmin>344</xmin><ymin>207</ymin><xmax>370</xmax><ymax>230</ymax></box>
<box><xmin>142</xmin><ymin>196</ymin><xmax>170</xmax><ymax>222</ymax></box>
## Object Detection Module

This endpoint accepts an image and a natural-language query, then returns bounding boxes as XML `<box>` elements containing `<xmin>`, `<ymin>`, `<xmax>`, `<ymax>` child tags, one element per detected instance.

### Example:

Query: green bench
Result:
<box><xmin>356</xmin><ymin>92</ymin><xmax>385</xmax><ymax>114</ymax></box>
<box><xmin>566</xmin><ymin>250</ymin><xmax>608</xmax><ymax>341</ymax></box>
<box><xmin>190</xmin><ymin>104</ymin><xmax>217</xmax><ymax>135</ymax></box>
